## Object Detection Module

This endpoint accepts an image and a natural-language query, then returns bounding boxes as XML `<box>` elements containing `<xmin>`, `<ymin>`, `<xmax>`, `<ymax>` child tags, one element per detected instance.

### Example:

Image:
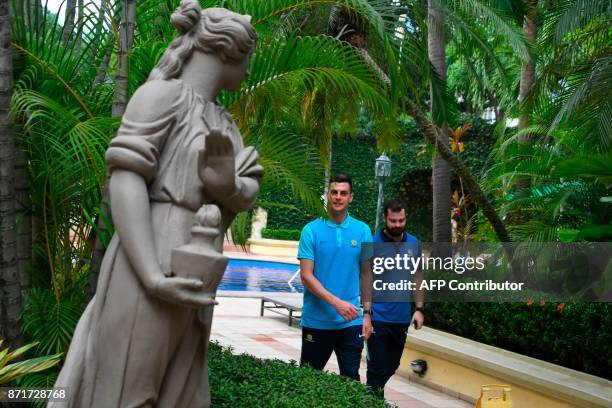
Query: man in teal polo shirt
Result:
<box><xmin>298</xmin><ymin>173</ymin><xmax>373</xmax><ymax>381</ymax></box>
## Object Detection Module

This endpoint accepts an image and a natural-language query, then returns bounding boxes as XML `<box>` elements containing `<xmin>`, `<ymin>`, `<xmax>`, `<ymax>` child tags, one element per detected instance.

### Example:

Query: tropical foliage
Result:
<box><xmin>0</xmin><ymin>340</ymin><xmax>61</xmax><ymax>385</ymax></box>
<box><xmin>3</xmin><ymin>0</ymin><xmax>610</xmax><ymax>384</ymax></box>
<box><xmin>478</xmin><ymin>0</ymin><xmax>612</xmax><ymax>242</ymax></box>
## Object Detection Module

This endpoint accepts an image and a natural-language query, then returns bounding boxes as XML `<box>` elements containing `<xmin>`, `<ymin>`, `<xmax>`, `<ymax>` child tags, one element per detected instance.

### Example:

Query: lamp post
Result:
<box><xmin>375</xmin><ymin>154</ymin><xmax>392</xmax><ymax>233</ymax></box>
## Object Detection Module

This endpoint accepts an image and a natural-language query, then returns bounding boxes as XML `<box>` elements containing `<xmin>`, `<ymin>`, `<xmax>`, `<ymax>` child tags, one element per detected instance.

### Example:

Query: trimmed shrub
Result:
<box><xmin>209</xmin><ymin>342</ymin><xmax>389</xmax><ymax>407</ymax></box>
<box><xmin>261</xmin><ymin>228</ymin><xmax>302</xmax><ymax>241</ymax></box>
<box><xmin>427</xmin><ymin>302</ymin><xmax>612</xmax><ymax>380</ymax></box>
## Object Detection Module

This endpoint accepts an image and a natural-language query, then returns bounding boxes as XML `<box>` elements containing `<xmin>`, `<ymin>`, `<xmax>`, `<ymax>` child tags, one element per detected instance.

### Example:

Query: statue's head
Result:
<box><xmin>148</xmin><ymin>0</ymin><xmax>257</xmax><ymax>85</ymax></box>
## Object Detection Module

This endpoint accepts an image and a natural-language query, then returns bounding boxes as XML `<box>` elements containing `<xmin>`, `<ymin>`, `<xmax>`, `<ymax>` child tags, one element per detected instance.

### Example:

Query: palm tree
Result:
<box><xmin>518</xmin><ymin>0</ymin><xmax>537</xmax><ymax>131</ymax></box>
<box><xmin>1</xmin><ymin>0</ymin><xmax>23</xmax><ymax>348</ymax></box>
<box><xmin>514</xmin><ymin>0</ymin><xmax>538</xmax><ymax>205</ymax></box>
<box><xmin>428</xmin><ymin>0</ymin><xmax>452</xmax><ymax>245</ymax></box>
<box><xmin>62</xmin><ymin>0</ymin><xmax>77</xmax><ymax>41</ymax></box>
<box><xmin>394</xmin><ymin>0</ymin><xmax>524</xmax><ymax>242</ymax></box>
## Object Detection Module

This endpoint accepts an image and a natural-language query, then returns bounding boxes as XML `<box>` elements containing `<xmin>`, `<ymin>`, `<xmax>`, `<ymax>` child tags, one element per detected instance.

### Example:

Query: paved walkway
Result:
<box><xmin>211</xmin><ymin>296</ymin><xmax>472</xmax><ymax>408</ymax></box>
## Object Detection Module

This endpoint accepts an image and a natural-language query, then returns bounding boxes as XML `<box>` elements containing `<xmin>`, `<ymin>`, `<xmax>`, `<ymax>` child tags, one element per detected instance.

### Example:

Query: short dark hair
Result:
<box><xmin>383</xmin><ymin>198</ymin><xmax>407</xmax><ymax>217</ymax></box>
<box><xmin>329</xmin><ymin>173</ymin><xmax>353</xmax><ymax>192</ymax></box>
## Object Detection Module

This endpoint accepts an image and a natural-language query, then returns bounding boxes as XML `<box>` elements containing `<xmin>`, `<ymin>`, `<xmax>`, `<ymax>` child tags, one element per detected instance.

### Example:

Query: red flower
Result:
<box><xmin>540</xmin><ymin>300</ymin><xmax>546</xmax><ymax>307</ymax></box>
<box><xmin>527</xmin><ymin>299</ymin><xmax>535</xmax><ymax>307</ymax></box>
<box><xmin>557</xmin><ymin>303</ymin><xmax>565</xmax><ymax>313</ymax></box>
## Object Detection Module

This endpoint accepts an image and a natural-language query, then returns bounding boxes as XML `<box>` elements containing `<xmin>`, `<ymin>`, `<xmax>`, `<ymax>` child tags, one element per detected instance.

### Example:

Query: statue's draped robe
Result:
<box><xmin>51</xmin><ymin>79</ymin><xmax>254</xmax><ymax>407</ymax></box>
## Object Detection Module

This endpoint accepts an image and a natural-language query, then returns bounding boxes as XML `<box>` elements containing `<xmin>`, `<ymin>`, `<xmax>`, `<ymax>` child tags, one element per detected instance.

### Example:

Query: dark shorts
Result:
<box><xmin>300</xmin><ymin>325</ymin><xmax>363</xmax><ymax>381</ymax></box>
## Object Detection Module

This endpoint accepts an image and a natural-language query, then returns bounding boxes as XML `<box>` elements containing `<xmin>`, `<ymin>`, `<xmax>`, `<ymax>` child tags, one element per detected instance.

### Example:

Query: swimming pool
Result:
<box><xmin>219</xmin><ymin>259</ymin><xmax>303</xmax><ymax>292</ymax></box>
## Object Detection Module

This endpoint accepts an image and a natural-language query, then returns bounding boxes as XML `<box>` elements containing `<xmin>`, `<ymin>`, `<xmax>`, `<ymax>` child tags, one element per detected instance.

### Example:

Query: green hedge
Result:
<box><xmin>258</xmin><ymin>188</ymin><xmax>315</xmax><ymax>231</ymax></box>
<box><xmin>262</xmin><ymin>228</ymin><xmax>302</xmax><ymax>241</ymax></box>
<box><xmin>427</xmin><ymin>302</ymin><xmax>612</xmax><ymax>380</ymax></box>
<box><xmin>209</xmin><ymin>342</ymin><xmax>389</xmax><ymax>407</ymax></box>
<box><xmin>262</xmin><ymin>115</ymin><xmax>496</xmax><ymax>240</ymax></box>
<box><xmin>331</xmin><ymin>116</ymin><xmax>495</xmax><ymax>240</ymax></box>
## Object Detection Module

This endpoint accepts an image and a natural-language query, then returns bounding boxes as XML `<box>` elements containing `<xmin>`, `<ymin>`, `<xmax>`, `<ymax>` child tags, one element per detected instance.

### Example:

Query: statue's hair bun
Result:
<box><xmin>171</xmin><ymin>0</ymin><xmax>201</xmax><ymax>34</ymax></box>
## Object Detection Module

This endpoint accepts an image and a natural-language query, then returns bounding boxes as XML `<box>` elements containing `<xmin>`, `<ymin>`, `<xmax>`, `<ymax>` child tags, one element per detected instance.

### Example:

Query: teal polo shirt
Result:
<box><xmin>297</xmin><ymin>215</ymin><xmax>373</xmax><ymax>329</ymax></box>
<box><xmin>372</xmin><ymin>231</ymin><xmax>420</xmax><ymax>323</ymax></box>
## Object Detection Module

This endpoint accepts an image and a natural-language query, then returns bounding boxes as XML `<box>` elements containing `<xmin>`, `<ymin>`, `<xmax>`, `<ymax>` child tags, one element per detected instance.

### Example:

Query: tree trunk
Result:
<box><xmin>406</xmin><ymin>102</ymin><xmax>510</xmax><ymax>242</ymax></box>
<box><xmin>16</xmin><ymin>0</ymin><xmax>43</xmax><ymax>29</ymax></box>
<box><xmin>428</xmin><ymin>0</ymin><xmax>452</xmax><ymax>245</ymax></box>
<box><xmin>75</xmin><ymin>0</ymin><xmax>84</xmax><ymax>51</ymax></box>
<box><xmin>88</xmin><ymin>0</ymin><xmax>137</xmax><ymax>300</ymax></box>
<box><xmin>516</xmin><ymin>0</ymin><xmax>538</xmax><ymax>196</ymax></box>
<box><xmin>89</xmin><ymin>0</ymin><xmax>109</xmax><ymax>66</ymax></box>
<box><xmin>62</xmin><ymin>0</ymin><xmax>77</xmax><ymax>42</ymax></box>
<box><xmin>94</xmin><ymin>44</ymin><xmax>112</xmax><ymax>85</ymax></box>
<box><xmin>14</xmin><ymin>1</ymin><xmax>36</xmax><ymax>296</ymax></box>
<box><xmin>112</xmin><ymin>0</ymin><xmax>136</xmax><ymax>118</ymax></box>
<box><xmin>14</xmin><ymin>138</ymin><xmax>32</xmax><ymax>294</ymax></box>
<box><xmin>518</xmin><ymin>0</ymin><xmax>537</xmax><ymax>132</ymax></box>
<box><xmin>0</xmin><ymin>0</ymin><xmax>23</xmax><ymax>347</ymax></box>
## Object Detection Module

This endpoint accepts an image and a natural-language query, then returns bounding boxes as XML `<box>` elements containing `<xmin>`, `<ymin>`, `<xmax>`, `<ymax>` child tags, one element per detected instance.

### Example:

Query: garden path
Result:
<box><xmin>211</xmin><ymin>296</ymin><xmax>472</xmax><ymax>408</ymax></box>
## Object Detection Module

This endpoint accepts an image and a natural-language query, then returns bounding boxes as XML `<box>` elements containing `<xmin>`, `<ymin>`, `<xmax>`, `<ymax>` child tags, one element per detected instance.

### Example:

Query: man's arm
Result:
<box><xmin>360</xmin><ymin>258</ymin><xmax>373</xmax><ymax>339</ymax></box>
<box><xmin>411</xmin><ymin>244</ymin><xmax>425</xmax><ymax>329</ymax></box>
<box><xmin>300</xmin><ymin>259</ymin><xmax>359</xmax><ymax>322</ymax></box>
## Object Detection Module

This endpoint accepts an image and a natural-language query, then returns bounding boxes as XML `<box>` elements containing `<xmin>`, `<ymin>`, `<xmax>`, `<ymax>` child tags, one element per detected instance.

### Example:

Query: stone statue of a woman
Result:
<box><xmin>50</xmin><ymin>2</ymin><xmax>262</xmax><ymax>407</ymax></box>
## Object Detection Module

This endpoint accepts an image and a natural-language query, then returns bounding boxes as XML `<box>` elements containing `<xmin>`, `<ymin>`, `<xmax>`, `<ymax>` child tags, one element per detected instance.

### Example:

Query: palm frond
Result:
<box><xmin>443</xmin><ymin>0</ymin><xmax>530</xmax><ymax>62</ymax></box>
<box><xmin>22</xmin><ymin>283</ymin><xmax>86</xmax><ymax>356</ymax></box>
<box><xmin>553</xmin><ymin>0</ymin><xmax>611</xmax><ymax>44</ymax></box>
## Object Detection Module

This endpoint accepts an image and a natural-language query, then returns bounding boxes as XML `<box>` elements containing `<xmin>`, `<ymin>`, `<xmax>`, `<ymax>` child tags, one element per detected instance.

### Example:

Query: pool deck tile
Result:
<box><xmin>211</xmin><ymin>297</ymin><xmax>472</xmax><ymax>408</ymax></box>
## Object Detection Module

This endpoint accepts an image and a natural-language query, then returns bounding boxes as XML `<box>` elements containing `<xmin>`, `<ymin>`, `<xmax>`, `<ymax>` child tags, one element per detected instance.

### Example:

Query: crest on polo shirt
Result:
<box><xmin>351</xmin><ymin>239</ymin><xmax>357</xmax><ymax>247</ymax></box>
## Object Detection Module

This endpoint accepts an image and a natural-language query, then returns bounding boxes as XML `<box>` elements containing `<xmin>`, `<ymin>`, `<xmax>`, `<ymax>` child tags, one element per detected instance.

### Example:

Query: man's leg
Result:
<box><xmin>366</xmin><ymin>321</ymin><xmax>390</xmax><ymax>397</ymax></box>
<box><xmin>334</xmin><ymin>325</ymin><xmax>363</xmax><ymax>381</ymax></box>
<box><xmin>386</xmin><ymin>323</ymin><xmax>409</xmax><ymax>376</ymax></box>
<box><xmin>300</xmin><ymin>326</ymin><xmax>334</xmax><ymax>370</ymax></box>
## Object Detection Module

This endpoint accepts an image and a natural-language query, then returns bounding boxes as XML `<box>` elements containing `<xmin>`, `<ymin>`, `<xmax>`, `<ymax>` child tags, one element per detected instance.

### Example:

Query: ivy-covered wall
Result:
<box><xmin>263</xmin><ymin>116</ymin><xmax>496</xmax><ymax>241</ymax></box>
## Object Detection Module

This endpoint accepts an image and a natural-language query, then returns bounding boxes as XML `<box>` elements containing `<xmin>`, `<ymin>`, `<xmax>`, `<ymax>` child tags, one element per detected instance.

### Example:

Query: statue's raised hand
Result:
<box><xmin>198</xmin><ymin>127</ymin><xmax>237</xmax><ymax>198</ymax></box>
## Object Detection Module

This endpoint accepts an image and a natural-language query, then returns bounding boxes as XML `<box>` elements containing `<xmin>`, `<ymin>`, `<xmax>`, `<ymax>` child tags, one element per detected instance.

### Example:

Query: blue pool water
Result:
<box><xmin>219</xmin><ymin>259</ymin><xmax>304</xmax><ymax>292</ymax></box>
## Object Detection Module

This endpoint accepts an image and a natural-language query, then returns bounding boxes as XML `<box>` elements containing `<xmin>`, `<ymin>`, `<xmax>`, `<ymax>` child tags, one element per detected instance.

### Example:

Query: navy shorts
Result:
<box><xmin>300</xmin><ymin>325</ymin><xmax>363</xmax><ymax>381</ymax></box>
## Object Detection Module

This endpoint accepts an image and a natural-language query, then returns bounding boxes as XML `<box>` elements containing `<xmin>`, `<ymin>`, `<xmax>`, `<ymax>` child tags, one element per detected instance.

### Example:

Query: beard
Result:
<box><xmin>385</xmin><ymin>227</ymin><xmax>404</xmax><ymax>237</ymax></box>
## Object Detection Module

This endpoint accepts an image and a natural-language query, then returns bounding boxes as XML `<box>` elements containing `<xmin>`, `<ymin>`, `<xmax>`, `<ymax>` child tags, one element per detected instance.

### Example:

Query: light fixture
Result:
<box><xmin>374</xmin><ymin>154</ymin><xmax>392</xmax><ymax>232</ymax></box>
<box><xmin>375</xmin><ymin>154</ymin><xmax>392</xmax><ymax>180</ymax></box>
<box><xmin>410</xmin><ymin>359</ymin><xmax>428</xmax><ymax>376</ymax></box>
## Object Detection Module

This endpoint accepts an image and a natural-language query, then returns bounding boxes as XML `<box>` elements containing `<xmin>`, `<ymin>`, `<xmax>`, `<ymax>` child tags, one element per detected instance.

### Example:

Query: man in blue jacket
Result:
<box><xmin>298</xmin><ymin>173</ymin><xmax>373</xmax><ymax>381</ymax></box>
<box><xmin>367</xmin><ymin>198</ymin><xmax>424</xmax><ymax>397</ymax></box>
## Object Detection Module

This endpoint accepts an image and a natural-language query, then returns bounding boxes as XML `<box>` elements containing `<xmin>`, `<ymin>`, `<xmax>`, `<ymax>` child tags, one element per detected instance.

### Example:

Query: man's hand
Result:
<box><xmin>333</xmin><ymin>299</ymin><xmax>359</xmax><ymax>322</ymax></box>
<box><xmin>362</xmin><ymin>314</ymin><xmax>373</xmax><ymax>340</ymax></box>
<box><xmin>411</xmin><ymin>310</ymin><xmax>425</xmax><ymax>330</ymax></box>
